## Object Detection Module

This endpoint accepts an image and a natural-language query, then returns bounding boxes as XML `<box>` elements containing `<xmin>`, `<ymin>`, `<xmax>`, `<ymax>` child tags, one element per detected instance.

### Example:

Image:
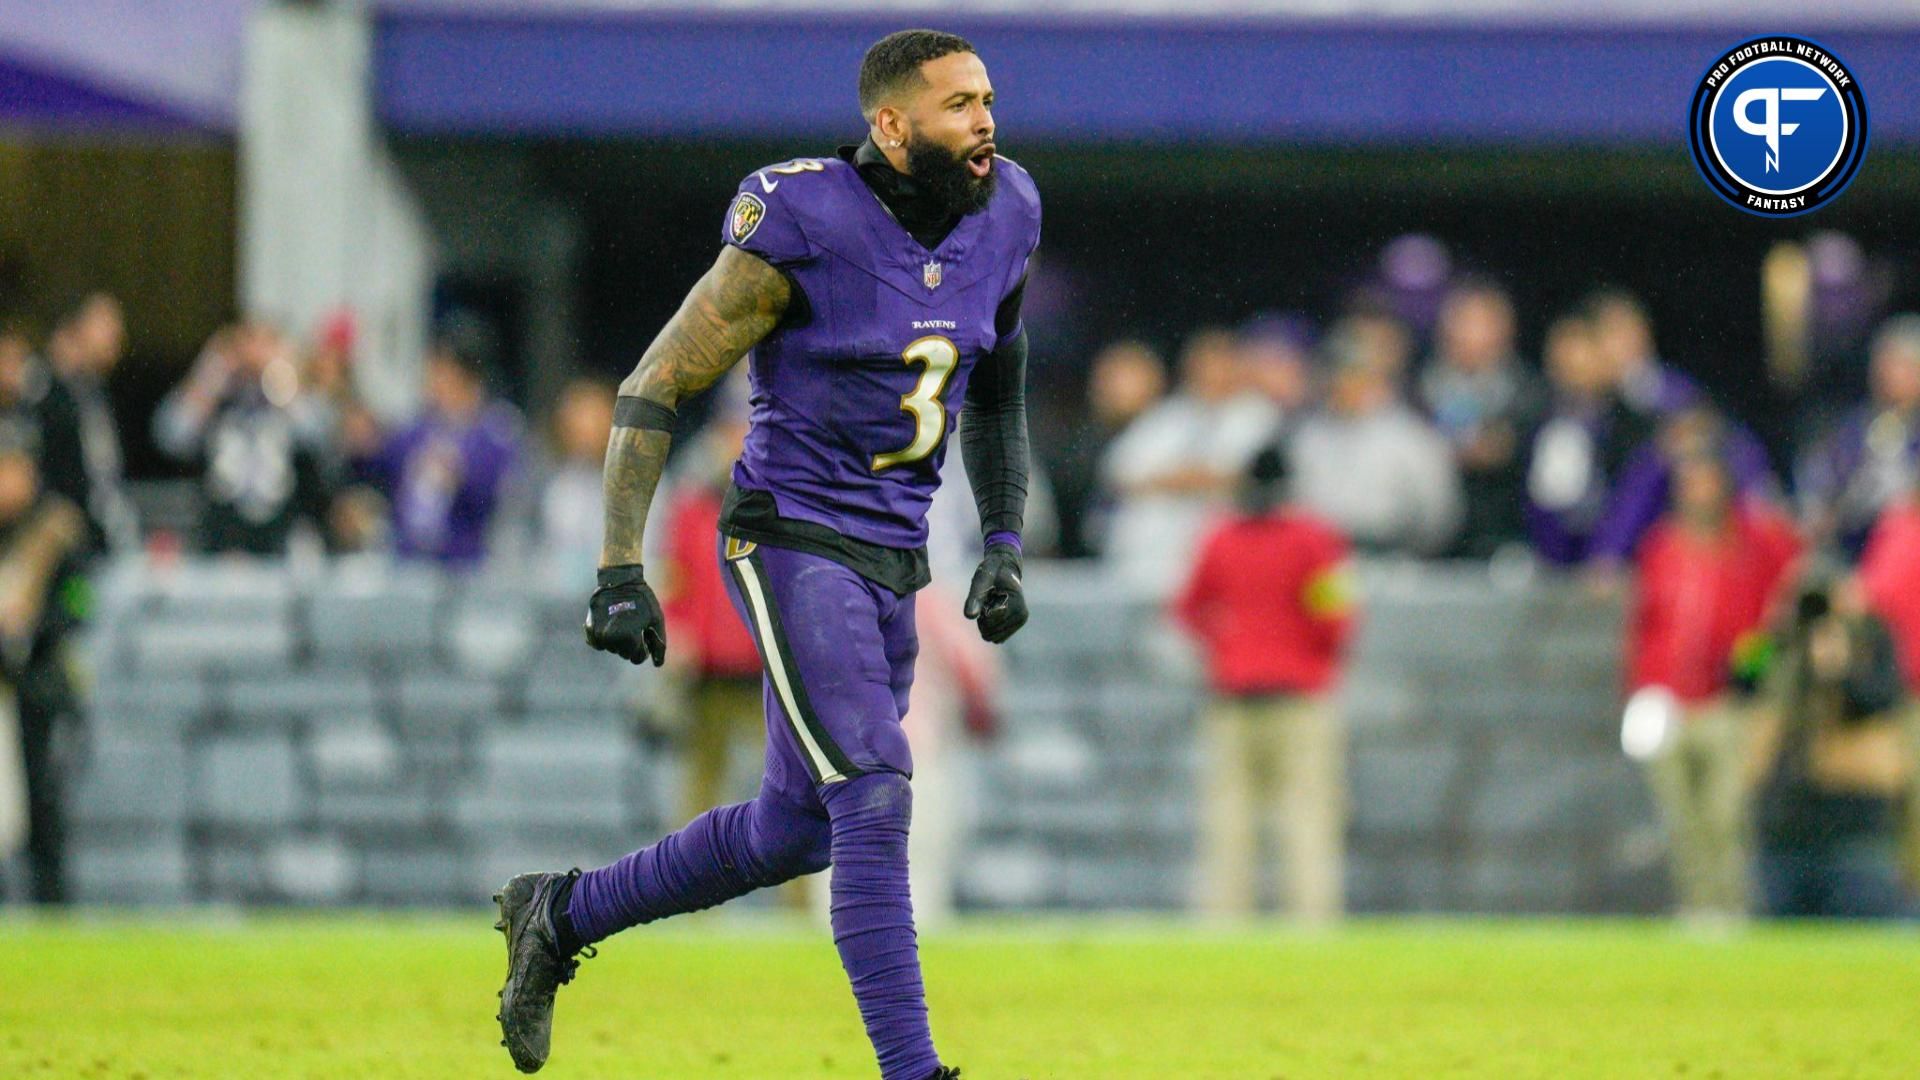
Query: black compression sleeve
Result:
<box><xmin>960</xmin><ymin>326</ymin><xmax>1031</xmax><ymax>540</ymax></box>
<box><xmin>613</xmin><ymin>395</ymin><xmax>677</xmax><ymax>432</ymax></box>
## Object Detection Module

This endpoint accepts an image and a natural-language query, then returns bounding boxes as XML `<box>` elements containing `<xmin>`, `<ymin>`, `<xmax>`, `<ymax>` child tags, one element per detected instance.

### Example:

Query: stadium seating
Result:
<box><xmin>62</xmin><ymin>556</ymin><xmax>1662</xmax><ymax>913</ymax></box>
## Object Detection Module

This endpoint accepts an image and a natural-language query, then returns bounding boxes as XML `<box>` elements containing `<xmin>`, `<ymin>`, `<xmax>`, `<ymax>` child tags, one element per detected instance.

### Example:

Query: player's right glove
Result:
<box><xmin>964</xmin><ymin>543</ymin><xmax>1028</xmax><ymax>644</ymax></box>
<box><xmin>583</xmin><ymin>564</ymin><xmax>667</xmax><ymax>666</ymax></box>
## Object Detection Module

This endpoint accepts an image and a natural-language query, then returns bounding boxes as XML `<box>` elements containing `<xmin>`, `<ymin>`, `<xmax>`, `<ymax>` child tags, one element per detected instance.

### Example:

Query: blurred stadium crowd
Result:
<box><xmin>2</xmin><ymin>223</ymin><xmax>1918</xmax><ymax>922</ymax></box>
<box><xmin>1037</xmin><ymin>247</ymin><xmax>1920</xmax><ymax>923</ymax></box>
<box><xmin>15</xmin><ymin>255</ymin><xmax>1920</xmax><ymax>580</ymax></box>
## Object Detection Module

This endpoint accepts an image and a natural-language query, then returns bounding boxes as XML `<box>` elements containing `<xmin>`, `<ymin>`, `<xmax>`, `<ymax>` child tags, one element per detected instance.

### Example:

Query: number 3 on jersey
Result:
<box><xmin>871</xmin><ymin>336</ymin><xmax>959</xmax><ymax>472</ymax></box>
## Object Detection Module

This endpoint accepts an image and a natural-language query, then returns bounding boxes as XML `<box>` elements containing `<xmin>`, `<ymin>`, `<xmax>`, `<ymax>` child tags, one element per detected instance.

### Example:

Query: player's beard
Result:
<box><xmin>905</xmin><ymin>134</ymin><xmax>997</xmax><ymax>218</ymax></box>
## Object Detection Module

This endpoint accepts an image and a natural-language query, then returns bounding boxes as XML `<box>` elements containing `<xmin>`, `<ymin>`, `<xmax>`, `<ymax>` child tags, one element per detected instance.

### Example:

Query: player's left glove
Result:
<box><xmin>584</xmin><ymin>564</ymin><xmax>668</xmax><ymax>667</ymax></box>
<box><xmin>963</xmin><ymin>543</ymin><xmax>1028</xmax><ymax>644</ymax></box>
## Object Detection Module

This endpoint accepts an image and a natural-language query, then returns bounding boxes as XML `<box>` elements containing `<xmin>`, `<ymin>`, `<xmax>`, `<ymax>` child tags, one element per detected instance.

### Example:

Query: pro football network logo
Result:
<box><xmin>1689</xmin><ymin>36</ymin><xmax>1868</xmax><ymax>218</ymax></box>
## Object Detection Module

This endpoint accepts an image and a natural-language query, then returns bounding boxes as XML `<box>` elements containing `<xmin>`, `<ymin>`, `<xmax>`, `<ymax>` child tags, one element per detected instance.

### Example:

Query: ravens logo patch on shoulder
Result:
<box><xmin>729</xmin><ymin>193</ymin><xmax>767</xmax><ymax>244</ymax></box>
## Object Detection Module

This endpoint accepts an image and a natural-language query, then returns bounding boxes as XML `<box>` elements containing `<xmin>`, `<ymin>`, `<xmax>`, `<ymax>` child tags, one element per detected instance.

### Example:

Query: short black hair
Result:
<box><xmin>1240</xmin><ymin>442</ymin><xmax>1292</xmax><ymax>513</ymax></box>
<box><xmin>858</xmin><ymin>30</ymin><xmax>975</xmax><ymax>120</ymax></box>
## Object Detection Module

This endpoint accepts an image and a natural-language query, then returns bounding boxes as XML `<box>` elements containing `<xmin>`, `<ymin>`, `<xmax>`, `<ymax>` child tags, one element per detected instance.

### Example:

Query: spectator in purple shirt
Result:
<box><xmin>360</xmin><ymin>320</ymin><xmax>522</xmax><ymax>566</ymax></box>
<box><xmin>1795</xmin><ymin>313</ymin><xmax>1920</xmax><ymax>557</ymax></box>
<box><xmin>1525</xmin><ymin>314</ymin><xmax>1650</xmax><ymax>566</ymax></box>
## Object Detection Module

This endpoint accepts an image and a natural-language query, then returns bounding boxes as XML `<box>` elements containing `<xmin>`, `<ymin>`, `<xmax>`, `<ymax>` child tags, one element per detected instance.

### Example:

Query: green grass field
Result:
<box><xmin>2</xmin><ymin>915</ymin><xmax>1916</xmax><ymax>1079</ymax></box>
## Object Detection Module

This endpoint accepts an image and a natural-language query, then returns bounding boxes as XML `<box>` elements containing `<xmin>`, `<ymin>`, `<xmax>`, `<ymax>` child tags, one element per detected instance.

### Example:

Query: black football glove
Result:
<box><xmin>963</xmin><ymin>543</ymin><xmax>1028</xmax><ymax>644</ymax></box>
<box><xmin>584</xmin><ymin>564</ymin><xmax>667</xmax><ymax>666</ymax></box>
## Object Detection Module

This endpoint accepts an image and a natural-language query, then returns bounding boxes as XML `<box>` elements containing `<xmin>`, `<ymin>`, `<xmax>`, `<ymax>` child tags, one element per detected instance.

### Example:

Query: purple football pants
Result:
<box><xmin>568</xmin><ymin>540</ymin><xmax>939</xmax><ymax>1080</ymax></box>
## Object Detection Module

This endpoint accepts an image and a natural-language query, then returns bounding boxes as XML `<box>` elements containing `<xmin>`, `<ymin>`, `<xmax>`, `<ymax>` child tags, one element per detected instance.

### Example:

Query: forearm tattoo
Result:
<box><xmin>599</xmin><ymin>246</ymin><xmax>790</xmax><ymax>568</ymax></box>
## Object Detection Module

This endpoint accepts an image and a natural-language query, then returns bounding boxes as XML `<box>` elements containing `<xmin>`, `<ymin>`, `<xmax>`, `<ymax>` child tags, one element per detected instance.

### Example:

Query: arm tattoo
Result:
<box><xmin>600</xmin><ymin>245</ymin><xmax>790</xmax><ymax>567</ymax></box>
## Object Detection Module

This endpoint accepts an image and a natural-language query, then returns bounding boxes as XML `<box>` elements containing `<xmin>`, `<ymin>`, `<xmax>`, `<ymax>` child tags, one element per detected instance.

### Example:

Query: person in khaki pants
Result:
<box><xmin>1175</xmin><ymin>445</ymin><xmax>1355</xmax><ymax>923</ymax></box>
<box><xmin>1627</xmin><ymin>448</ymin><xmax>1801</xmax><ymax>921</ymax></box>
<box><xmin>1643</xmin><ymin>697</ymin><xmax>1753</xmax><ymax>919</ymax></box>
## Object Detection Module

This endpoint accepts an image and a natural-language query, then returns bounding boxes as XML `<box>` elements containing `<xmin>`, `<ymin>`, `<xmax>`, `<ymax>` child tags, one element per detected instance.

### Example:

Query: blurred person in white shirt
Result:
<box><xmin>154</xmin><ymin>319</ymin><xmax>334</xmax><ymax>555</ymax></box>
<box><xmin>1099</xmin><ymin>328</ymin><xmax>1277</xmax><ymax>594</ymax></box>
<box><xmin>1292</xmin><ymin>318</ymin><xmax>1463</xmax><ymax>556</ymax></box>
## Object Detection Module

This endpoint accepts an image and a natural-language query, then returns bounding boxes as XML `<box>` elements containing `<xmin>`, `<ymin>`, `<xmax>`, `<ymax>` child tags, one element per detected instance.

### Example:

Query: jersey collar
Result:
<box><xmin>841</xmin><ymin>139</ymin><xmax>961</xmax><ymax>251</ymax></box>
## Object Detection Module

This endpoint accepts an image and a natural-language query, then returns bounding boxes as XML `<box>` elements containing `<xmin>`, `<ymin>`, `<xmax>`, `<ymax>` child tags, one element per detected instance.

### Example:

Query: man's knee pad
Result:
<box><xmin>748</xmin><ymin>794</ymin><xmax>833</xmax><ymax>880</ymax></box>
<box><xmin>824</xmin><ymin>770</ymin><xmax>913</xmax><ymax>832</ymax></box>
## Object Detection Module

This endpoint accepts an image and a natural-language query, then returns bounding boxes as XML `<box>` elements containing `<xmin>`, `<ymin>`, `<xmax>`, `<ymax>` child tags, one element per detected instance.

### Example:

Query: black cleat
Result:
<box><xmin>925</xmin><ymin>1069</ymin><xmax>963</xmax><ymax>1080</ymax></box>
<box><xmin>493</xmin><ymin>870</ymin><xmax>594</xmax><ymax>1073</ymax></box>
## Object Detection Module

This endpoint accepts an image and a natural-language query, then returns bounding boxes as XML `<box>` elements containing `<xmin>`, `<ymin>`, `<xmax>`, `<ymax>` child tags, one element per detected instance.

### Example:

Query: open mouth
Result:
<box><xmin>966</xmin><ymin>144</ymin><xmax>996</xmax><ymax>179</ymax></box>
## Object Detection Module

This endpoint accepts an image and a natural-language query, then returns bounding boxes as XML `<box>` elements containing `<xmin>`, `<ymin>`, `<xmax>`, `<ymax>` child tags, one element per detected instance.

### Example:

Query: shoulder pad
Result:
<box><xmin>723</xmin><ymin>158</ymin><xmax>851</xmax><ymax>265</ymax></box>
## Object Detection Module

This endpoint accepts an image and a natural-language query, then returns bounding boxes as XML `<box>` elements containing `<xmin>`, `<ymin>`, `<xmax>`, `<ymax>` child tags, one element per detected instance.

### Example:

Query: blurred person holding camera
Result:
<box><xmin>1795</xmin><ymin>313</ymin><xmax>1920</xmax><ymax>557</ymax></box>
<box><xmin>1748</xmin><ymin>567</ymin><xmax>1915</xmax><ymax>919</ymax></box>
<box><xmin>1856</xmin><ymin>467</ymin><xmax>1920</xmax><ymax>884</ymax></box>
<box><xmin>0</xmin><ymin>421</ymin><xmax>90</xmax><ymax>904</ymax></box>
<box><xmin>153</xmin><ymin>318</ymin><xmax>335</xmax><ymax>555</ymax></box>
<box><xmin>1175</xmin><ymin>444</ymin><xmax>1355</xmax><ymax>924</ymax></box>
<box><xmin>355</xmin><ymin>317</ymin><xmax>522</xmax><ymax>566</ymax></box>
<box><xmin>1627</xmin><ymin>446</ymin><xmax>1801</xmax><ymax>922</ymax></box>
<box><xmin>1291</xmin><ymin>317</ymin><xmax>1462</xmax><ymax>556</ymax></box>
<box><xmin>1418</xmin><ymin>279</ymin><xmax>1544</xmax><ymax>558</ymax></box>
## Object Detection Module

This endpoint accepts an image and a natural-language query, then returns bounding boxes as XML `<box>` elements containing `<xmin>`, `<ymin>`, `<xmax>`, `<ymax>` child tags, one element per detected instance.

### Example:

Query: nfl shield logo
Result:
<box><xmin>922</xmin><ymin>260</ymin><xmax>942</xmax><ymax>290</ymax></box>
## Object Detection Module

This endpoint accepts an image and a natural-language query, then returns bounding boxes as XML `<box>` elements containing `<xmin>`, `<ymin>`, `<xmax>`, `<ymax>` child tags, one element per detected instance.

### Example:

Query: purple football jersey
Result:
<box><xmin>721</xmin><ymin>153</ymin><xmax>1041</xmax><ymax>549</ymax></box>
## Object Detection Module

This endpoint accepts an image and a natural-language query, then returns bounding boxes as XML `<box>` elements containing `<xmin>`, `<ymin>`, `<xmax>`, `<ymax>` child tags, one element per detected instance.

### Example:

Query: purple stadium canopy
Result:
<box><xmin>0</xmin><ymin>0</ymin><xmax>252</xmax><ymax>133</ymax></box>
<box><xmin>0</xmin><ymin>47</ymin><xmax>215</xmax><ymax>132</ymax></box>
<box><xmin>372</xmin><ymin>12</ymin><xmax>1920</xmax><ymax>144</ymax></box>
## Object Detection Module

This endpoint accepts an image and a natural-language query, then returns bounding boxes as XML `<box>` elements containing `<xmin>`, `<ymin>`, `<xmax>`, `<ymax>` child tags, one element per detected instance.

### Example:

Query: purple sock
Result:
<box><xmin>821</xmin><ymin>773</ymin><xmax>941</xmax><ymax>1080</ymax></box>
<box><xmin>567</xmin><ymin>793</ymin><xmax>830</xmax><ymax>945</ymax></box>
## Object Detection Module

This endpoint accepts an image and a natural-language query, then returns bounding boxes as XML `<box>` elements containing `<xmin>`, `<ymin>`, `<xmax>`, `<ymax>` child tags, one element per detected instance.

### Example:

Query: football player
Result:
<box><xmin>494</xmin><ymin>29</ymin><xmax>1039</xmax><ymax>1080</ymax></box>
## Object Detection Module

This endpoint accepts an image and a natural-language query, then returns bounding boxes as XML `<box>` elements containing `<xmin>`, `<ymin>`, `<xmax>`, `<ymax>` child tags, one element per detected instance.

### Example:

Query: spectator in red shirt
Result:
<box><xmin>1175</xmin><ymin>444</ymin><xmax>1356</xmax><ymax>923</ymax></box>
<box><xmin>1628</xmin><ymin>447</ymin><xmax>1801</xmax><ymax>921</ymax></box>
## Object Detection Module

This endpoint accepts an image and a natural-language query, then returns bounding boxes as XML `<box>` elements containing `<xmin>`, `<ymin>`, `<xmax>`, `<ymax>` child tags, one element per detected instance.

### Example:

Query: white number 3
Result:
<box><xmin>871</xmin><ymin>336</ymin><xmax>960</xmax><ymax>471</ymax></box>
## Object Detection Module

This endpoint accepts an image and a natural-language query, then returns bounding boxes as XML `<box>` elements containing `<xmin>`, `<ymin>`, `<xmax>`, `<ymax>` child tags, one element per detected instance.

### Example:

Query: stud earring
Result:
<box><xmin>888</xmin><ymin>139</ymin><xmax>902</xmax><ymax>148</ymax></box>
